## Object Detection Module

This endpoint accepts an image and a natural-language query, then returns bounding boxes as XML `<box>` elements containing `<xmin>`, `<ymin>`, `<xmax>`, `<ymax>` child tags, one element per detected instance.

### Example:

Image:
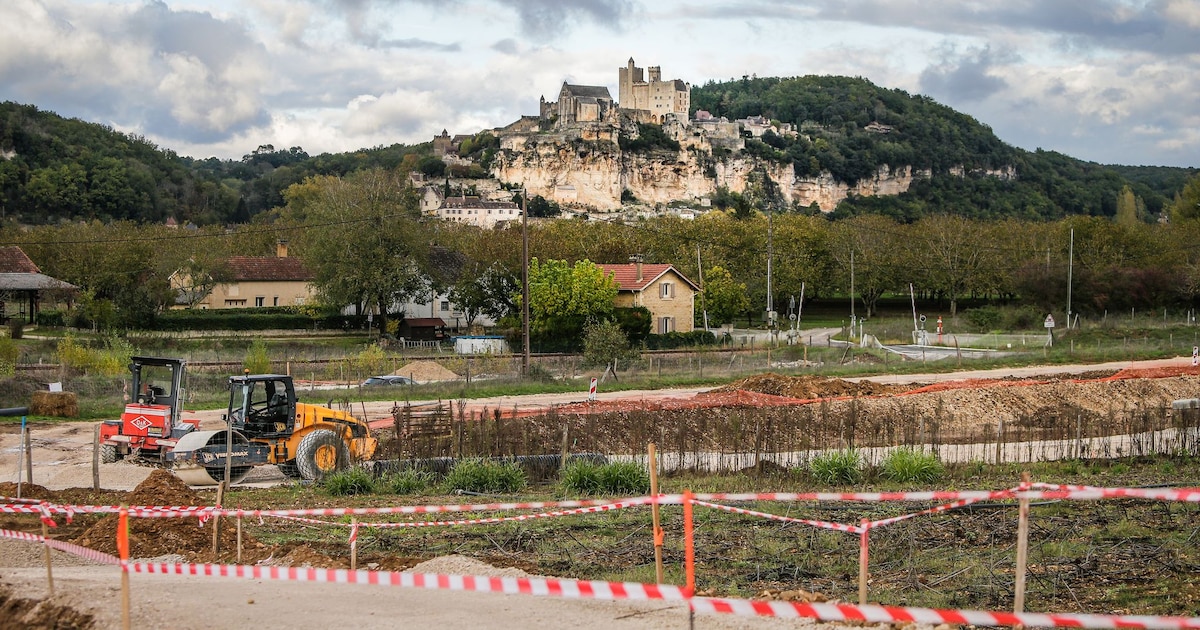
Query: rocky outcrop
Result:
<box><xmin>493</xmin><ymin>134</ymin><xmax>969</xmax><ymax>212</ymax></box>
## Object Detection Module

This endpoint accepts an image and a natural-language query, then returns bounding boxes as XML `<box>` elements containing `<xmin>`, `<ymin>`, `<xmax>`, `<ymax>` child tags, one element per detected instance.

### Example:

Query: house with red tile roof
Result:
<box><xmin>596</xmin><ymin>260</ymin><xmax>698</xmax><ymax>334</ymax></box>
<box><xmin>0</xmin><ymin>246</ymin><xmax>77</xmax><ymax>323</ymax></box>
<box><xmin>170</xmin><ymin>241</ymin><xmax>314</xmax><ymax>309</ymax></box>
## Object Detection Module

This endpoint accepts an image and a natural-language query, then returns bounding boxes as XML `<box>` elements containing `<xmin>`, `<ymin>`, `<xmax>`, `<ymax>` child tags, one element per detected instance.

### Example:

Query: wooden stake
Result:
<box><xmin>24</xmin><ymin>426</ymin><xmax>33</xmax><ymax>485</ymax></box>
<box><xmin>236</xmin><ymin>513</ymin><xmax>243</xmax><ymax>564</ymax></box>
<box><xmin>858</xmin><ymin>518</ymin><xmax>870</xmax><ymax>605</ymax></box>
<box><xmin>648</xmin><ymin>443</ymin><xmax>664</xmax><ymax>585</ymax></box>
<box><xmin>1014</xmin><ymin>472</ymin><xmax>1032</xmax><ymax>615</ymax></box>
<box><xmin>212</xmin><ymin>482</ymin><xmax>225</xmax><ymax>558</ymax></box>
<box><xmin>92</xmin><ymin>424</ymin><xmax>101</xmax><ymax>491</ymax></box>
<box><xmin>16</xmin><ymin>419</ymin><xmax>26</xmax><ymax>499</ymax></box>
<box><xmin>41</xmin><ymin>520</ymin><xmax>54</xmax><ymax>596</ymax></box>
<box><xmin>350</xmin><ymin>518</ymin><xmax>358</xmax><ymax>570</ymax></box>
<box><xmin>559</xmin><ymin>423</ymin><xmax>570</xmax><ymax>471</ymax></box>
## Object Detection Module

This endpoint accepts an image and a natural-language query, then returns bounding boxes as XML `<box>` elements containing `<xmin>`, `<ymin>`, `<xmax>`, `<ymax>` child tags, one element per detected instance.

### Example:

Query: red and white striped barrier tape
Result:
<box><xmin>689</xmin><ymin>597</ymin><xmax>1200</xmax><ymax>630</ymax></box>
<box><xmin>129</xmin><ymin>561</ymin><xmax>692</xmax><ymax>601</ymax></box>
<box><xmin>4</xmin><ymin>484</ymin><xmax>1200</xmax><ymax>526</ymax></box>
<box><xmin>0</xmin><ymin>527</ymin><xmax>121</xmax><ymax>565</ymax></box>
<box><xmin>691</xmin><ymin>500</ymin><xmax>864</xmax><ymax>533</ymax></box>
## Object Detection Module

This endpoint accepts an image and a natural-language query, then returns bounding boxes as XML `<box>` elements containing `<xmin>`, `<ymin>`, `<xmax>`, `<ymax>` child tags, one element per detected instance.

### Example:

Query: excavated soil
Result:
<box><xmin>70</xmin><ymin>470</ymin><xmax>267</xmax><ymax>563</ymax></box>
<box><xmin>394</xmin><ymin>360</ymin><xmax>461</xmax><ymax>382</ymax></box>
<box><xmin>712</xmin><ymin>373</ymin><xmax>909</xmax><ymax>399</ymax></box>
<box><xmin>0</xmin><ymin>586</ymin><xmax>94</xmax><ymax>629</ymax></box>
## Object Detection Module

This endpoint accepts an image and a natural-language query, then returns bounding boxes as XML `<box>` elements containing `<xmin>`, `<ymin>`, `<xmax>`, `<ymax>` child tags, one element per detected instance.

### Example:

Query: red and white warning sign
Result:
<box><xmin>588</xmin><ymin>378</ymin><xmax>597</xmax><ymax>402</ymax></box>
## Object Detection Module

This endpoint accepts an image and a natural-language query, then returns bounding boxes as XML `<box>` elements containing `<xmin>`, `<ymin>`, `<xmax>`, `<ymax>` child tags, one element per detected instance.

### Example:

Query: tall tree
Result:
<box><xmin>284</xmin><ymin>169</ymin><xmax>427</xmax><ymax>333</ymax></box>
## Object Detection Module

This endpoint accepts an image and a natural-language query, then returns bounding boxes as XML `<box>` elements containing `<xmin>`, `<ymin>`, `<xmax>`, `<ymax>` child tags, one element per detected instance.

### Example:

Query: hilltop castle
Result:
<box><xmin>536</xmin><ymin>58</ymin><xmax>691</xmax><ymax>128</ymax></box>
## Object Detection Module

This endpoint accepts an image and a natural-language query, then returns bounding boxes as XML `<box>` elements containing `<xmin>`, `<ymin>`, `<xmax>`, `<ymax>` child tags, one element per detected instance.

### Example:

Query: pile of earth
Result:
<box><xmin>714</xmin><ymin>373</ymin><xmax>911</xmax><ymax>399</ymax></box>
<box><xmin>0</xmin><ymin>586</ymin><xmax>93</xmax><ymax>629</ymax></box>
<box><xmin>394</xmin><ymin>360</ymin><xmax>460</xmax><ymax>382</ymax></box>
<box><xmin>71</xmin><ymin>470</ymin><xmax>267</xmax><ymax>563</ymax></box>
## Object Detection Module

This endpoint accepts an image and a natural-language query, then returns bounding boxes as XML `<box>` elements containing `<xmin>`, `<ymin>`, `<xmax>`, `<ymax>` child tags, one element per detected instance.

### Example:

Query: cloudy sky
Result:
<box><xmin>3</xmin><ymin>0</ymin><xmax>1198</xmax><ymax>167</ymax></box>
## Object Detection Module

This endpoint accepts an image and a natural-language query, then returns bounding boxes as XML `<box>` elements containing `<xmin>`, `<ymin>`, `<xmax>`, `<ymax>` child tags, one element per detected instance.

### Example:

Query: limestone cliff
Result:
<box><xmin>492</xmin><ymin>134</ymin><xmax>932</xmax><ymax>212</ymax></box>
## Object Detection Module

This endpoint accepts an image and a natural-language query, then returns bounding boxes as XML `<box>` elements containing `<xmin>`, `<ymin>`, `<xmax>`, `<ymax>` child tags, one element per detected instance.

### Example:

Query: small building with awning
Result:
<box><xmin>0</xmin><ymin>246</ymin><xmax>77</xmax><ymax>324</ymax></box>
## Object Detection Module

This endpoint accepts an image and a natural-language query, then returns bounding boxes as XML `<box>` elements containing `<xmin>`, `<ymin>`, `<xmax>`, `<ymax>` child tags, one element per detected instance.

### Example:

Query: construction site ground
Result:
<box><xmin>1</xmin><ymin>356</ymin><xmax>1198</xmax><ymax>627</ymax></box>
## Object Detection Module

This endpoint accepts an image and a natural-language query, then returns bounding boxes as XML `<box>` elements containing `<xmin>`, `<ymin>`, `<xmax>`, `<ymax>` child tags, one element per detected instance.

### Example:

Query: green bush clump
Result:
<box><xmin>322</xmin><ymin>467</ymin><xmax>377</xmax><ymax>496</ymax></box>
<box><xmin>444</xmin><ymin>459</ymin><xmax>527</xmax><ymax>494</ymax></box>
<box><xmin>880</xmin><ymin>448</ymin><xmax>944</xmax><ymax>484</ymax></box>
<box><xmin>379</xmin><ymin>469</ymin><xmax>434</xmax><ymax>494</ymax></box>
<box><xmin>559</xmin><ymin>460</ymin><xmax>650</xmax><ymax>495</ymax></box>
<box><xmin>808</xmin><ymin>450</ymin><xmax>863</xmax><ymax>485</ymax></box>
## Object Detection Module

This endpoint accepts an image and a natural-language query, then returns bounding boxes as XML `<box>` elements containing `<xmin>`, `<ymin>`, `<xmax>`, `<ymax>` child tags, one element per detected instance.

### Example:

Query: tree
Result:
<box><xmin>1169</xmin><ymin>172</ymin><xmax>1200</xmax><ymax>222</ymax></box>
<box><xmin>1115</xmin><ymin>185</ymin><xmax>1139</xmax><ymax>226</ymax></box>
<box><xmin>700</xmin><ymin>265</ymin><xmax>750</xmax><ymax>327</ymax></box>
<box><xmin>521</xmin><ymin>258</ymin><xmax>618</xmax><ymax>346</ymax></box>
<box><xmin>581</xmin><ymin>319</ymin><xmax>636</xmax><ymax>372</ymax></box>
<box><xmin>284</xmin><ymin>169</ymin><xmax>428</xmax><ymax>333</ymax></box>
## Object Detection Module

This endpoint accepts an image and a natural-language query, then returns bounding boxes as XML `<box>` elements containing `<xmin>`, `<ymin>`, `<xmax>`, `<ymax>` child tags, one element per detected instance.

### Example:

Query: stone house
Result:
<box><xmin>436</xmin><ymin>195</ymin><xmax>522</xmax><ymax>229</ymax></box>
<box><xmin>597</xmin><ymin>261</ymin><xmax>698</xmax><ymax>334</ymax></box>
<box><xmin>172</xmin><ymin>241</ymin><xmax>313</xmax><ymax>309</ymax></box>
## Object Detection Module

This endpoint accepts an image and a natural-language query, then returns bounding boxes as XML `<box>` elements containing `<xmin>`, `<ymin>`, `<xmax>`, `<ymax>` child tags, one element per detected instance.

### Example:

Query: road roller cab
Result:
<box><xmin>223</xmin><ymin>373</ymin><xmax>377</xmax><ymax>481</ymax></box>
<box><xmin>98</xmin><ymin>356</ymin><xmax>201</xmax><ymax>463</ymax></box>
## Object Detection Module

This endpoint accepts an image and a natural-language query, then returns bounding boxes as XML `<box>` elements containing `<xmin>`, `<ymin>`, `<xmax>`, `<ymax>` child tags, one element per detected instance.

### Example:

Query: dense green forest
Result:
<box><xmin>0</xmin><ymin>102</ymin><xmax>429</xmax><ymax>225</ymax></box>
<box><xmin>690</xmin><ymin>76</ymin><xmax>1196</xmax><ymax>221</ymax></box>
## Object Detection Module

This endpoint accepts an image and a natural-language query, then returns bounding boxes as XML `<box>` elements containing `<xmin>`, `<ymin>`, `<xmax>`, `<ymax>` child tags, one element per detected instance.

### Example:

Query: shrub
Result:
<box><xmin>444</xmin><ymin>458</ymin><xmax>527</xmax><ymax>494</ymax></box>
<box><xmin>560</xmin><ymin>461</ymin><xmax>650</xmax><ymax>495</ymax></box>
<box><xmin>378</xmin><ymin>469</ymin><xmax>434</xmax><ymax>495</ymax></box>
<box><xmin>880</xmin><ymin>448</ymin><xmax>944</xmax><ymax>484</ymax></box>
<box><xmin>0</xmin><ymin>336</ymin><xmax>17</xmax><ymax>377</ymax></box>
<box><xmin>243</xmin><ymin>339</ymin><xmax>271</xmax><ymax>374</ymax></box>
<box><xmin>809</xmin><ymin>450</ymin><xmax>863</xmax><ymax>484</ymax></box>
<box><xmin>323</xmin><ymin>467</ymin><xmax>377</xmax><ymax>496</ymax></box>
<box><xmin>56</xmin><ymin>334</ymin><xmax>135</xmax><ymax>376</ymax></box>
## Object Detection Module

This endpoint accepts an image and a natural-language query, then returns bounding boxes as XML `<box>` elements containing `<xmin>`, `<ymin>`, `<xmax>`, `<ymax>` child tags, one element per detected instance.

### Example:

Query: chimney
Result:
<box><xmin>629</xmin><ymin>254</ymin><xmax>643</xmax><ymax>282</ymax></box>
<box><xmin>276</xmin><ymin>240</ymin><xmax>288</xmax><ymax>258</ymax></box>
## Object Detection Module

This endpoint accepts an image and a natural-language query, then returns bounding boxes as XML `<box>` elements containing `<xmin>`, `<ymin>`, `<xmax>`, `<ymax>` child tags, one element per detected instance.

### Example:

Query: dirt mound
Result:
<box><xmin>0</xmin><ymin>482</ymin><xmax>53</xmax><ymax>500</ymax></box>
<box><xmin>716</xmin><ymin>373</ymin><xmax>908</xmax><ymax>399</ymax></box>
<box><xmin>0</xmin><ymin>586</ymin><xmax>94</xmax><ymax>629</ymax></box>
<box><xmin>72</xmin><ymin>470</ymin><xmax>262</xmax><ymax>562</ymax></box>
<box><xmin>394</xmin><ymin>360</ymin><xmax>460</xmax><ymax>383</ymax></box>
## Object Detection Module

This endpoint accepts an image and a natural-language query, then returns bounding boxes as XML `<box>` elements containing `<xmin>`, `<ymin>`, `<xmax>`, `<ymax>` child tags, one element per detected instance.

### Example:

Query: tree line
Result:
<box><xmin>9</xmin><ymin>168</ymin><xmax>1200</xmax><ymax>336</ymax></box>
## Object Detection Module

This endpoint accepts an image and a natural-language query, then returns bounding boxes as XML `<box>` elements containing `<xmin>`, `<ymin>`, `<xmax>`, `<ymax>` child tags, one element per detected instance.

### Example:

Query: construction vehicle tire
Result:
<box><xmin>296</xmin><ymin>429</ymin><xmax>350</xmax><ymax>481</ymax></box>
<box><xmin>278</xmin><ymin>461</ymin><xmax>301</xmax><ymax>479</ymax></box>
<box><xmin>100</xmin><ymin>444</ymin><xmax>119</xmax><ymax>464</ymax></box>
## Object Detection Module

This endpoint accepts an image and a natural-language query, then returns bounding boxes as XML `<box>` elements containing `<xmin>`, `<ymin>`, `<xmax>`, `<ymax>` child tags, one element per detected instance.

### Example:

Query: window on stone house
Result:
<box><xmin>660</xmin><ymin>282</ymin><xmax>674</xmax><ymax>299</ymax></box>
<box><xmin>255</xmin><ymin>296</ymin><xmax>265</xmax><ymax>307</ymax></box>
<box><xmin>440</xmin><ymin>301</ymin><xmax>450</xmax><ymax>311</ymax></box>
<box><xmin>659</xmin><ymin>317</ymin><xmax>674</xmax><ymax>334</ymax></box>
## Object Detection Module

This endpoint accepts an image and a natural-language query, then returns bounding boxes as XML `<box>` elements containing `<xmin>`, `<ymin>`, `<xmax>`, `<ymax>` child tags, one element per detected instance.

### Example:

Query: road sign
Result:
<box><xmin>1044</xmin><ymin>315</ymin><xmax>1055</xmax><ymax>328</ymax></box>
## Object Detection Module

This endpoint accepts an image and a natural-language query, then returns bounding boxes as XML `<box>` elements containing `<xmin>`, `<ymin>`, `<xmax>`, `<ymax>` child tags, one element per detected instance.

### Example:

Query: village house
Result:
<box><xmin>172</xmin><ymin>241</ymin><xmax>313</xmax><ymax>309</ymax></box>
<box><xmin>597</xmin><ymin>260</ymin><xmax>698</xmax><ymax>334</ymax></box>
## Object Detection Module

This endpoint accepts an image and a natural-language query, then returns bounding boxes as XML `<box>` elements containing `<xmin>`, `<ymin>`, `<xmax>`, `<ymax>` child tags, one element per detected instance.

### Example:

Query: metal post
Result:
<box><xmin>521</xmin><ymin>191</ymin><xmax>530</xmax><ymax>376</ymax></box>
<box><xmin>648</xmin><ymin>443</ymin><xmax>664</xmax><ymax>584</ymax></box>
<box><xmin>1067</xmin><ymin>228</ymin><xmax>1074</xmax><ymax>330</ymax></box>
<box><xmin>92</xmin><ymin>424</ymin><xmax>100</xmax><ymax>491</ymax></box>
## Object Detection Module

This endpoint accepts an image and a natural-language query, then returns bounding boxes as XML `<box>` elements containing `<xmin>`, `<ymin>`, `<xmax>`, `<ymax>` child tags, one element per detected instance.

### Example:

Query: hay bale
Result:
<box><xmin>30</xmin><ymin>390</ymin><xmax>78</xmax><ymax>417</ymax></box>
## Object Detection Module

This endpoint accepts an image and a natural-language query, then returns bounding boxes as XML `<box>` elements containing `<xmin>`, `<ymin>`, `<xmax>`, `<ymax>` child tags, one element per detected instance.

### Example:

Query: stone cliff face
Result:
<box><xmin>493</xmin><ymin>136</ymin><xmax>936</xmax><ymax>212</ymax></box>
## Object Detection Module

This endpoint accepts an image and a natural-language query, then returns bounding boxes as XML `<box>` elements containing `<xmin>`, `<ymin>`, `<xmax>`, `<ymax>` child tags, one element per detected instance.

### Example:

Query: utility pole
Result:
<box><xmin>1067</xmin><ymin>227</ymin><xmax>1074</xmax><ymax>330</ymax></box>
<box><xmin>850</xmin><ymin>250</ymin><xmax>855</xmax><ymax>320</ymax></box>
<box><xmin>766</xmin><ymin>211</ymin><xmax>773</xmax><ymax>325</ymax></box>
<box><xmin>521</xmin><ymin>191</ymin><xmax>530</xmax><ymax>376</ymax></box>
<box><xmin>697</xmin><ymin>244</ymin><xmax>708</xmax><ymax>331</ymax></box>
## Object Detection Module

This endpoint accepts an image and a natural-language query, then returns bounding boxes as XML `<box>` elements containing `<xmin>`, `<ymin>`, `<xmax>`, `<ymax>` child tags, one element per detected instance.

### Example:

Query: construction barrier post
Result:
<box><xmin>683</xmin><ymin>490</ymin><xmax>695</xmax><ymax>595</ymax></box>
<box><xmin>92</xmin><ymin>424</ymin><xmax>100</xmax><ymax>491</ymax></box>
<box><xmin>648</xmin><ymin>443</ymin><xmax>664</xmax><ymax>584</ymax></box>
<box><xmin>118</xmin><ymin>505</ymin><xmax>131</xmax><ymax>630</ymax></box>
<box><xmin>350</xmin><ymin>517</ymin><xmax>358</xmax><ymax>571</ymax></box>
<box><xmin>16</xmin><ymin>417</ymin><xmax>25</xmax><ymax>499</ymax></box>
<box><xmin>41</xmin><ymin>519</ymin><xmax>54</xmax><ymax>595</ymax></box>
<box><xmin>236</xmin><ymin>512</ymin><xmax>243</xmax><ymax>564</ymax></box>
<box><xmin>24</xmin><ymin>419</ymin><xmax>33</xmax><ymax>487</ymax></box>
<box><xmin>212</xmin><ymin>482</ymin><xmax>225</xmax><ymax>558</ymax></box>
<box><xmin>1014</xmin><ymin>472</ymin><xmax>1032</xmax><ymax>615</ymax></box>
<box><xmin>858</xmin><ymin>518</ymin><xmax>869</xmax><ymax>605</ymax></box>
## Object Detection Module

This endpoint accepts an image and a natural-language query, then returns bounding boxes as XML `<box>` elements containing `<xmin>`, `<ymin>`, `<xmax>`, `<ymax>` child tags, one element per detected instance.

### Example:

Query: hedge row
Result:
<box><xmin>37</xmin><ymin>308</ymin><xmax>369</xmax><ymax>332</ymax></box>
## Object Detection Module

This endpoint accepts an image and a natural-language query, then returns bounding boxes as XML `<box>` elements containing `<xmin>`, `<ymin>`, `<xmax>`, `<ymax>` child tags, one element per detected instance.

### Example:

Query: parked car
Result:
<box><xmin>361</xmin><ymin>375</ymin><xmax>415</xmax><ymax>386</ymax></box>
